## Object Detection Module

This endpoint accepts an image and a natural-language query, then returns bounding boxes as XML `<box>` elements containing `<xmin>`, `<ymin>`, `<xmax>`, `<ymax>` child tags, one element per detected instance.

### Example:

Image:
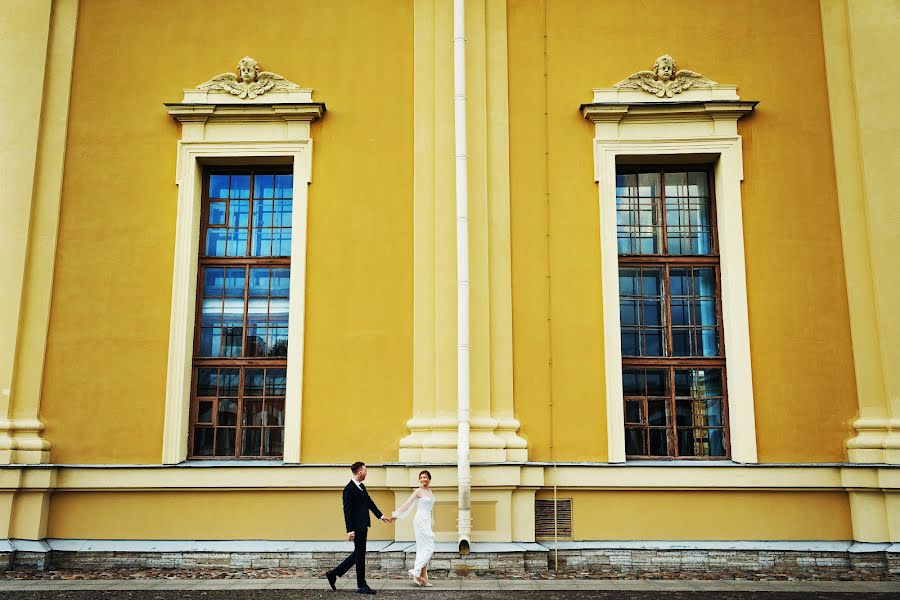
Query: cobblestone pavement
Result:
<box><xmin>1</xmin><ymin>591</ymin><xmax>900</xmax><ymax>599</ymax></box>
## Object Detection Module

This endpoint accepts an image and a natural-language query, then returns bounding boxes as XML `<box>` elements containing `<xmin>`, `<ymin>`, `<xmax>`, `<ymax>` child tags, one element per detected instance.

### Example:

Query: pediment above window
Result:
<box><xmin>581</xmin><ymin>54</ymin><xmax>756</xmax><ymax>137</ymax></box>
<box><xmin>166</xmin><ymin>56</ymin><xmax>325</xmax><ymax>127</ymax></box>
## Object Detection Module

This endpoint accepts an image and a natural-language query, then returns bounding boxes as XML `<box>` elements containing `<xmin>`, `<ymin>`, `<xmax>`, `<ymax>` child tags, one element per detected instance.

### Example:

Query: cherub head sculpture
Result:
<box><xmin>653</xmin><ymin>54</ymin><xmax>676</xmax><ymax>82</ymax></box>
<box><xmin>238</xmin><ymin>56</ymin><xmax>260</xmax><ymax>83</ymax></box>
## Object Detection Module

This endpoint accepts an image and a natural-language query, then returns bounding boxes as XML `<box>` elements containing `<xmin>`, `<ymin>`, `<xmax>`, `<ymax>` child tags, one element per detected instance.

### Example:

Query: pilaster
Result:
<box><xmin>0</xmin><ymin>0</ymin><xmax>78</xmax><ymax>464</ymax></box>
<box><xmin>820</xmin><ymin>0</ymin><xmax>900</xmax><ymax>465</ymax></box>
<box><xmin>401</xmin><ymin>0</ymin><xmax>527</xmax><ymax>463</ymax></box>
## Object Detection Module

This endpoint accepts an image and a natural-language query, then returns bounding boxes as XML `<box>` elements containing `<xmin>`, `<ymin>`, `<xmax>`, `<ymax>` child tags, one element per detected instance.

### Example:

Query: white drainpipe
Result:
<box><xmin>453</xmin><ymin>0</ymin><xmax>472</xmax><ymax>555</ymax></box>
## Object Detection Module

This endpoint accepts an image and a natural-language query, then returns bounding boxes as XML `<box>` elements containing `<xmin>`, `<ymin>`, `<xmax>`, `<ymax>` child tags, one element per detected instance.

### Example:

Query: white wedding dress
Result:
<box><xmin>393</xmin><ymin>490</ymin><xmax>435</xmax><ymax>578</ymax></box>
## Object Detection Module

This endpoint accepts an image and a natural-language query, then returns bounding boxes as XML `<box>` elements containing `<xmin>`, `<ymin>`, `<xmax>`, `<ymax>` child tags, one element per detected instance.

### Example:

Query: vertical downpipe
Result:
<box><xmin>454</xmin><ymin>0</ymin><xmax>472</xmax><ymax>555</ymax></box>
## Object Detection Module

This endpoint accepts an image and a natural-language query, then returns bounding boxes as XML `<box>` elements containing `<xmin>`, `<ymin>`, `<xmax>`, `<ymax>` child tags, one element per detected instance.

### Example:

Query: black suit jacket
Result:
<box><xmin>343</xmin><ymin>480</ymin><xmax>384</xmax><ymax>533</ymax></box>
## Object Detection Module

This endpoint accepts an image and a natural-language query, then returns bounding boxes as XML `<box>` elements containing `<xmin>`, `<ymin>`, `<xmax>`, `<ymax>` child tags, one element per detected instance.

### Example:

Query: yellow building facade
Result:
<box><xmin>1</xmin><ymin>0</ymin><xmax>898</xmax><ymax>573</ymax></box>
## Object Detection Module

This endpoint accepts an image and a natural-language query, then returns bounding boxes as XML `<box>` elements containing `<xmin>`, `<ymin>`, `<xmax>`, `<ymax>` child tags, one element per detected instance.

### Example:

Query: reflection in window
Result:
<box><xmin>617</xmin><ymin>167</ymin><xmax>728</xmax><ymax>459</ymax></box>
<box><xmin>190</xmin><ymin>169</ymin><xmax>293</xmax><ymax>459</ymax></box>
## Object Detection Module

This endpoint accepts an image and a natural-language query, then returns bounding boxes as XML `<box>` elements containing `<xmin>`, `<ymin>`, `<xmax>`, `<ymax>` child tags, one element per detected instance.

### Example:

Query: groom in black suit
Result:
<box><xmin>325</xmin><ymin>461</ymin><xmax>393</xmax><ymax>595</ymax></box>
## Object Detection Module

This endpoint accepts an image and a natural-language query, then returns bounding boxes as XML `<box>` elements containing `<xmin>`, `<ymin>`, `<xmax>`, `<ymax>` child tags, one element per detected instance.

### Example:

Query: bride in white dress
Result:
<box><xmin>392</xmin><ymin>469</ymin><xmax>435</xmax><ymax>587</ymax></box>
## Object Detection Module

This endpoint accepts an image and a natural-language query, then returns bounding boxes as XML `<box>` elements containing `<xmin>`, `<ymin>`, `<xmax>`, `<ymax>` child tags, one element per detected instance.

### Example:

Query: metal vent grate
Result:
<box><xmin>535</xmin><ymin>498</ymin><xmax>572</xmax><ymax>539</ymax></box>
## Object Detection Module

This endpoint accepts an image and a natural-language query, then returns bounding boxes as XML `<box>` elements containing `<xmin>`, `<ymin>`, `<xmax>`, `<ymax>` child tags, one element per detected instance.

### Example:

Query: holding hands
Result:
<box><xmin>381</xmin><ymin>515</ymin><xmax>397</xmax><ymax>523</ymax></box>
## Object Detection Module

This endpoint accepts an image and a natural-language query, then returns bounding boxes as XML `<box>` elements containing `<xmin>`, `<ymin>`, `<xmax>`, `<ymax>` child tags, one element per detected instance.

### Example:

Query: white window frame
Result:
<box><xmin>583</xmin><ymin>95</ymin><xmax>758</xmax><ymax>463</ymax></box>
<box><xmin>162</xmin><ymin>98</ymin><xmax>322</xmax><ymax>464</ymax></box>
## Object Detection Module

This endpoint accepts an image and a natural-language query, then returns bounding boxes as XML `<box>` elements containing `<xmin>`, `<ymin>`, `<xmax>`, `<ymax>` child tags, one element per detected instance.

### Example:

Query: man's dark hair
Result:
<box><xmin>350</xmin><ymin>461</ymin><xmax>366</xmax><ymax>474</ymax></box>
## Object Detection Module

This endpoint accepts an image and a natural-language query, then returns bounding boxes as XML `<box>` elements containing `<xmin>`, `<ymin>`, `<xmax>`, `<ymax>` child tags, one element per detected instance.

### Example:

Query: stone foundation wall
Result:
<box><xmin>3</xmin><ymin>547</ymin><xmax>900</xmax><ymax>578</ymax></box>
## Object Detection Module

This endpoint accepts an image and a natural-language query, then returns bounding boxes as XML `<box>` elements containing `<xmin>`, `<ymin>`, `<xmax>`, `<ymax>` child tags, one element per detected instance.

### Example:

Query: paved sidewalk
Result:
<box><xmin>0</xmin><ymin>577</ymin><xmax>898</xmax><ymax>593</ymax></box>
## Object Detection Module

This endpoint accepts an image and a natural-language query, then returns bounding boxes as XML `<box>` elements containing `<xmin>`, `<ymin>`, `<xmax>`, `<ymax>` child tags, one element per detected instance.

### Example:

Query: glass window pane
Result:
<box><xmin>252</xmin><ymin>227</ymin><xmax>273</xmax><ymax>256</ymax></box>
<box><xmin>700</xmin><ymin>328</ymin><xmax>719</xmax><ymax>356</ymax></box>
<box><xmin>273</xmin><ymin>229</ymin><xmax>292</xmax><ymax>256</ymax></box>
<box><xmin>263</xmin><ymin>428</ymin><xmax>284</xmax><ymax>456</ymax></box>
<box><xmin>225</xmin><ymin>228</ymin><xmax>248</xmax><ymax>256</ymax></box>
<box><xmin>688</xmin><ymin>171</ymin><xmax>708</xmax><ymax>197</ymax></box>
<box><xmin>243</xmin><ymin>400</ymin><xmax>264</xmax><ymax>426</ymax></box>
<box><xmin>625</xmin><ymin>428</ymin><xmax>646</xmax><ymax>456</ymax></box>
<box><xmin>241</xmin><ymin>428</ymin><xmax>263</xmax><ymax>456</ymax></box>
<box><xmin>644</xmin><ymin>330</ymin><xmax>663</xmax><ymax>356</ymax></box>
<box><xmin>672</xmin><ymin>329</ymin><xmax>690</xmax><ymax>356</ymax></box>
<box><xmin>209</xmin><ymin>201</ymin><xmax>226</xmax><ymax>225</ymax></box>
<box><xmin>215</xmin><ymin>428</ymin><xmax>236</xmax><ymax>456</ymax></box>
<box><xmin>270</xmin><ymin>268</ymin><xmax>290</xmax><ymax>298</ymax></box>
<box><xmin>625</xmin><ymin>400</ymin><xmax>643</xmax><ymax>424</ymax></box>
<box><xmin>647</xmin><ymin>400</ymin><xmax>669</xmax><ymax>426</ymax></box>
<box><xmin>198</xmin><ymin>401</ymin><xmax>214</xmax><ymax>424</ymax></box>
<box><xmin>268</xmin><ymin>327</ymin><xmax>288</xmax><ymax>357</ymax></box>
<box><xmin>209</xmin><ymin>175</ymin><xmax>229</xmax><ymax>199</ymax></box>
<box><xmin>201</xmin><ymin>299</ymin><xmax>223</xmax><ymax>326</ymax></box>
<box><xmin>254</xmin><ymin>199</ymin><xmax>274</xmax><ymax>227</ymax></box>
<box><xmin>622</xmin><ymin>369</ymin><xmax>643</xmax><ymax>396</ymax></box>
<box><xmin>677</xmin><ymin>428</ymin><xmax>697</xmax><ymax>456</ymax></box>
<box><xmin>266</xmin><ymin>399</ymin><xmax>285</xmax><ymax>426</ymax></box>
<box><xmin>230</xmin><ymin>175</ymin><xmax>250</xmax><ymax>199</ymax></box>
<box><xmin>275</xmin><ymin>174</ymin><xmax>293</xmax><ymax>199</ymax></box>
<box><xmin>618</xmin><ymin>269</ymin><xmax>637</xmax><ymax>295</ymax></box>
<box><xmin>228</xmin><ymin>200</ymin><xmax>249</xmax><ymax>227</ymax></box>
<box><xmin>254</xmin><ymin>175</ymin><xmax>275</xmax><ymax>199</ymax></box>
<box><xmin>247</xmin><ymin>298</ymin><xmax>269</xmax><ymax>326</ymax></box>
<box><xmin>696</xmin><ymin>268</ymin><xmax>716</xmax><ymax>297</ymax></box>
<box><xmin>620</xmin><ymin>301</ymin><xmax>637</xmax><ymax>326</ymax></box>
<box><xmin>648</xmin><ymin>429</ymin><xmax>669</xmax><ymax>456</ymax></box>
<box><xmin>642</xmin><ymin>301</ymin><xmax>661</xmax><ymax>327</ymax></box>
<box><xmin>203</xmin><ymin>268</ymin><xmax>224</xmax><ymax>298</ymax></box>
<box><xmin>697</xmin><ymin>369</ymin><xmax>723</xmax><ymax>397</ymax></box>
<box><xmin>222</xmin><ymin>298</ymin><xmax>244</xmax><ymax>327</ymax></box>
<box><xmin>199</xmin><ymin>327</ymin><xmax>219</xmax><ymax>356</ymax></box>
<box><xmin>193</xmin><ymin>427</ymin><xmax>214</xmax><ymax>456</ymax></box>
<box><xmin>274</xmin><ymin>200</ymin><xmax>292</xmax><ymax>227</ymax></box>
<box><xmin>244</xmin><ymin>368</ymin><xmax>265</xmax><ymax>396</ymax></box>
<box><xmin>196</xmin><ymin>368</ymin><xmax>217</xmax><ymax>396</ymax></box>
<box><xmin>645</xmin><ymin>370</ymin><xmax>666</xmax><ymax>396</ymax></box>
<box><xmin>664</xmin><ymin>172</ymin><xmax>687</xmax><ymax>197</ymax></box>
<box><xmin>266</xmin><ymin>368</ymin><xmax>287</xmax><ymax>395</ymax></box>
<box><xmin>225</xmin><ymin>268</ymin><xmax>246</xmax><ymax>298</ymax></box>
<box><xmin>246</xmin><ymin>326</ymin><xmax>267</xmax><ymax>357</ymax></box>
<box><xmin>221</xmin><ymin>326</ymin><xmax>243</xmax><ymax>357</ymax></box>
<box><xmin>217</xmin><ymin>398</ymin><xmax>238</xmax><ymax>426</ymax></box>
<box><xmin>249</xmin><ymin>268</ymin><xmax>270</xmax><ymax>297</ymax></box>
<box><xmin>708</xmin><ymin>428</ymin><xmax>726</xmax><ymax>456</ymax></box>
<box><xmin>205</xmin><ymin>229</ymin><xmax>226</xmax><ymax>256</ymax></box>
<box><xmin>219</xmin><ymin>368</ymin><xmax>239</xmax><ymax>395</ymax></box>
<box><xmin>621</xmin><ymin>330</ymin><xmax>639</xmax><ymax>356</ymax></box>
<box><xmin>637</xmin><ymin>173</ymin><xmax>659</xmax><ymax>197</ymax></box>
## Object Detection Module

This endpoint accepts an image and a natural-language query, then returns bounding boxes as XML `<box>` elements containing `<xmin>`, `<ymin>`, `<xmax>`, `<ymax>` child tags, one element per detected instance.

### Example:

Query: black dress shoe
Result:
<box><xmin>356</xmin><ymin>587</ymin><xmax>376</xmax><ymax>595</ymax></box>
<box><xmin>325</xmin><ymin>571</ymin><xmax>337</xmax><ymax>591</ymax></box>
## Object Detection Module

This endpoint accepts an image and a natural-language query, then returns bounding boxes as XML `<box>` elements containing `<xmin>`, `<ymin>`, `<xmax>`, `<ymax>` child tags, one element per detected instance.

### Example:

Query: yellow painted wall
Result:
<box><xmin>48</xmin><ymin>490</ymin><xmax>396</xmax><ymax>540</ymax></box>
<box><xmin>538</xmin><ymin>490</ymin><xmax>852</xmax><ymax>541</ymax></box>
<box><xmin>41</xmin><ymin>0</ymin><xmax>414</xmax><ymax>463</ymax></box>
<box><xmin>508</xmin><ymin>0</ymin><xmax>857</xmax><ymax>462</ymax></box>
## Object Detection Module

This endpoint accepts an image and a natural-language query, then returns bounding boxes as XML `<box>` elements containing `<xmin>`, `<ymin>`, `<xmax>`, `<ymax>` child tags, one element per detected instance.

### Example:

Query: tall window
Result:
<box><xmin>616</xmin><ymin>167</ymin><xmax>728</xmax><ymax>459</ymax></box>
<box><xmin>189</xmin><ymin>168</ymin><xmax>293</xmax><ymax>458</ymax></box>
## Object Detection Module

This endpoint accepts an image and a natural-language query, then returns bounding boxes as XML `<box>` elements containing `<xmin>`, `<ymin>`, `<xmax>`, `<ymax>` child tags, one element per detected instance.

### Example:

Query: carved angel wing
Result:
<box><xmin>614</xmin><ymin>71</ymin><xmax>666</xmax><ymax>96</ymax></box>
<box><xmin>247</xmin><ymin>71</ymin><xmax>300</xmax><ymax>98</ymax></box>
<box><xmin>197</xmin><ymin>72</ymin><xmax>248</xmax><ymax>98</ymax></box>
<box><xmin>670</xmin><ymin>70</ymin><xmax>717</xmax><ymax>95</ymax></box>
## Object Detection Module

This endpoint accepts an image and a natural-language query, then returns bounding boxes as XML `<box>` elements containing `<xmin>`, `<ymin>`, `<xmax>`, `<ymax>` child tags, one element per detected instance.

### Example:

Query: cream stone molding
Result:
<box><xmin>163</xmin><ymin>85</ymin><xmax>324</xmax><ymax>465</ymax></box>
<box><xmin>582</xmin><ymin>92</ymin><xmax>758</xmax><ymax>464</ymax></box>
<box><xmin>614</xmin><ymin>54</ymin><xmax>718</xmax><ymax>98</ymax></box>
<box><xmin>4</xmin><ymin>463</ymin><xmax>899</xmax><ymax>492</ymax></box>
<box><xmin>197</xmin><ymin>56</ymin><xmax>299</xmax><ymax>100</ymax></box>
